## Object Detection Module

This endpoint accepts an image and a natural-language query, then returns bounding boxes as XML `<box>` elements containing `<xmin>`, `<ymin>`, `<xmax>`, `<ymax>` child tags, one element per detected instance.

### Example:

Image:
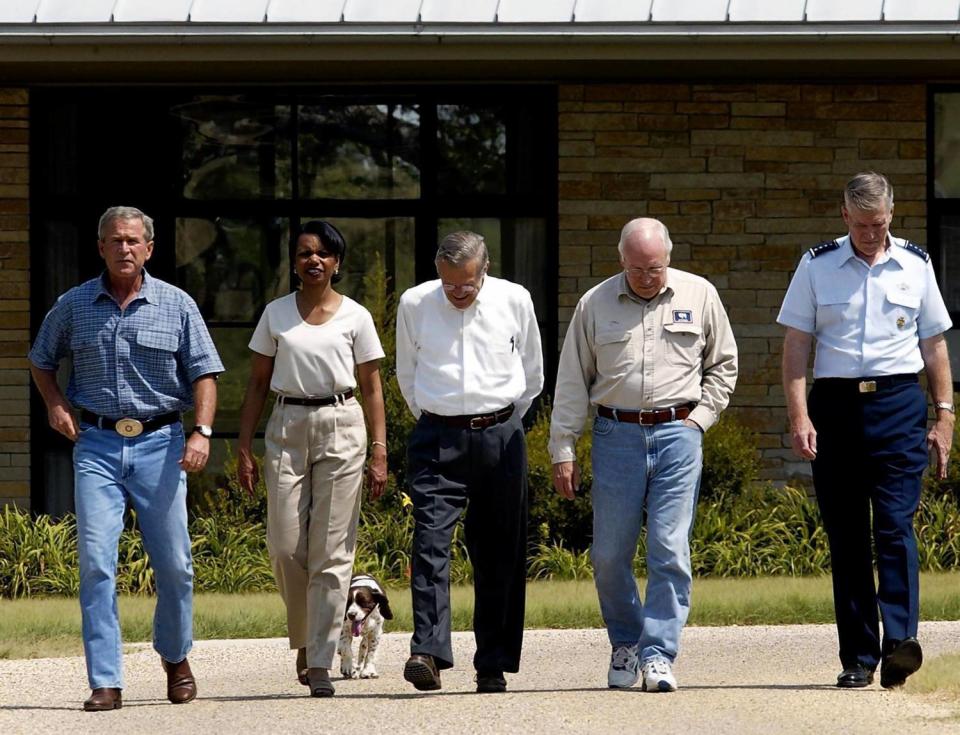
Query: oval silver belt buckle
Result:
<box><xmin>115</xmin><ymin>418</ymin><xmax>144</xmax><ymax>437</ymax></box>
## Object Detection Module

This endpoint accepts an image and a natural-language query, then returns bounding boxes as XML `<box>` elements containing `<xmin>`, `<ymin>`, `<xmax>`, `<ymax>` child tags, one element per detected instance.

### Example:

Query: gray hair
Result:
<box><xmin>435</xmin><ymin>230</ymin><xmax>489</xmax><ymax>270</ymax></box>
<box><xmin>617</xmin><ymin>218</ymin><xmax>673</xmax><ymax>257</ymax></box>
<box><xmin>98</xmin><ymin>206</ymin><xmax>155</xmax><ymax>242</ymax></box>
<box><xmin>843</xmin><ymin>171</ymin><xmax>894</xmax><ymax>213</ymax></box>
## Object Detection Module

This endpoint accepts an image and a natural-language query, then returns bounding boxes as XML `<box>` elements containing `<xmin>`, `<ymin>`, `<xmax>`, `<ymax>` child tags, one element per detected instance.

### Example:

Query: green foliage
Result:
<box><xmin>923</xmin><ymin>417</ymin><xmax>960</xmax><ymax>502</ymax></box>
<box><xmin>188</xmin><ymin>443</ymin><xmax>267</xmax><ymax>525</ymax></box>
<box><xmin>700</xmin><ymin>414</ymin><xmax>762</xmax><ymax>503</ymax></box>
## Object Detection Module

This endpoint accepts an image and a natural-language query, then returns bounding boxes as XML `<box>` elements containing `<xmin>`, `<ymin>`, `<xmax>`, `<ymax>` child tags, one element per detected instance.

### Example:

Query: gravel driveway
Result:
<box><xmin>2</xmin><ymin>622</ymin><xmax>959</xmax><ymax>734</ymax></box>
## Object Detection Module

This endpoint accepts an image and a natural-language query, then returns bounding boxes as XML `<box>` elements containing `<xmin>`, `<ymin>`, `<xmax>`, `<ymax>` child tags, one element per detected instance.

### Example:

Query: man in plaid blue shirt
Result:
<box><xmin>29</xmin><ymin>206</ymin><xmax>224</xmax><ymax>712</ymax></box>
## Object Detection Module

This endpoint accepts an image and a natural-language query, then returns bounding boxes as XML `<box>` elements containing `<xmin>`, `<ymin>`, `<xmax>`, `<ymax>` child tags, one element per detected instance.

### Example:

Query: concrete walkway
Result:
<box><xmin>2</xmin><ymin>623</ymin><xmax>960</xmax><ymax>734</ymax></box>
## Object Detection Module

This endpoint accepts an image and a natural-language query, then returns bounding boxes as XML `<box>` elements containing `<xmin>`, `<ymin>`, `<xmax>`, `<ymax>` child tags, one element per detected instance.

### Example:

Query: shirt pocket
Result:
<box><xmin>662</xmin><ymin>323</ymin><xmax>703</xmax><ymax>367</ymax></box>
<box><xmin>883</xmin><ymin>289</ymin><xmax>920</xmax><ymax>333</ymax></box>
<box><xmin>595</xmin><ymin>329</ymin><xmax>634</xmax><ymax>378</ymax></box>
<box><xmin>815</xmin><ymin>283</ymin><xmax>858</xmax><ymax>329</ymax></box>
<box><xmin>136</xmin><ymin>329</ymin><xmax>180</xmax><ymax>353</ymax></box>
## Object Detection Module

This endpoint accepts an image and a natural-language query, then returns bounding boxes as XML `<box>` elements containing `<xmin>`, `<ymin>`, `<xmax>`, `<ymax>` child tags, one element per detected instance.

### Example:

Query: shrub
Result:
<box><xmin>700</xmin><ymin>414</ymin><xmax>762</xmax><ymax>504</ymax></box>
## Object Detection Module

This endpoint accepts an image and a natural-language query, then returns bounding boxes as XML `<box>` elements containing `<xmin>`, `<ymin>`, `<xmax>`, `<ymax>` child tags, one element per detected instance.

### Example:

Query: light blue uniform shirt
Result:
<box><xmin>29</xmin><ymin>269</ymin><xmax>225</xmax><ymax>418</ymax></box>
<box><xmin>777</xmin><ymin>234</ymin><xmax>952</xmax><ymax>379</ymax></box>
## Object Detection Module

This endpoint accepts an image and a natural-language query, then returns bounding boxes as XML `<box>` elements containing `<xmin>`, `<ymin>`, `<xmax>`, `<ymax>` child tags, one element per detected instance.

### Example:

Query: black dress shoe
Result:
<box><xmin>476</xmin><ymin>671</ymin><xmax>507</xmax><ymax>693</ymax></box>
<box><xmin>83</xmin><ymin>687</ymin><xmax>122</xmax><ymax>711</ymax></box>
<box><xmin>403</xmin><ymin>654</ymin><xmax>442</xmax><ymax>691</ymax></box>
<box><xmin>836</xmin><ymin>665</ymin><xmax>874</xmax><ymax>688</ymax></box>
<box><xmin>881</xmin><ymin>638</ymin><xmax>923</xmax><ymax>689</ymax></box>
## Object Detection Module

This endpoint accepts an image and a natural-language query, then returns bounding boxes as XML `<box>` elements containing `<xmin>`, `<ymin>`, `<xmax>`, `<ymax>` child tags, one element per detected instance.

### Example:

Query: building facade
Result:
<box><xmin>4</xmin><ymin>0</ymin><xmax>960</xmax><ymax>512</ymax></box>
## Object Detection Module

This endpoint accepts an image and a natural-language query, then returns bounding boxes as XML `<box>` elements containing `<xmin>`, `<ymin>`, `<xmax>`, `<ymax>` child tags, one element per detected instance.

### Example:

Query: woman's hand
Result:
<box><xmin>237</xmin><ymin>445</ymin><xmax>260</xmax><ymax>496</ymax></box>
<box><xmin>366</xmin><ymin>448</ymin><xmax>388</xmax><ymax>499</ymax></box>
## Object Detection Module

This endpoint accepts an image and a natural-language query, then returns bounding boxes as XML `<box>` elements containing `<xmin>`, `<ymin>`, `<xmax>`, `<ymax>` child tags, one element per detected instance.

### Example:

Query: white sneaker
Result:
<box><xmin>641</xmin><ymin>657</ymin><xmax>678</xmax><ymax>692</ymax></box>
<box><xmin>607</xmin><ymin>645</ymin><xmax>639</xmax><ymax>688</ymax></box>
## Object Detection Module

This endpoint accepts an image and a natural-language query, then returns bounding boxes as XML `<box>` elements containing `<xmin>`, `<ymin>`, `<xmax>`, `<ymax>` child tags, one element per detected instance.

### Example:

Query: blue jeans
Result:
<box><xmin>74</xmin><ymin>422</ymin><xmax>192</xmax><ymax>689</ymax></box>
<box><xmin>590</xmin><ymin>416</ymin><xmax>703</xmax><ymax>663</ymax></box>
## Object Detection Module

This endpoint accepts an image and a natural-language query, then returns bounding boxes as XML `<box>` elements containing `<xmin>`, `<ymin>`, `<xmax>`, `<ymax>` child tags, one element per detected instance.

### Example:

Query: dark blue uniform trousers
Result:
<box><xmin>406</xmin><ymin>410</ymin><xmax>528</xmax><ymax>673</ymax></box>
<box><xmin>809</xmin><ymin>376</ymin><xmax>928</xmax><ymax>670</ymax></box>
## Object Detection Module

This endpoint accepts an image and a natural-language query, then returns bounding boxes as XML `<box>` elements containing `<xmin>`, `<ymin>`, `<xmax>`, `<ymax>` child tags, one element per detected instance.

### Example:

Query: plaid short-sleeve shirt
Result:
<box><xmin>29</xmin><ymin>269</ymin><xmax>225</xmax><ymax>419</ymax></box>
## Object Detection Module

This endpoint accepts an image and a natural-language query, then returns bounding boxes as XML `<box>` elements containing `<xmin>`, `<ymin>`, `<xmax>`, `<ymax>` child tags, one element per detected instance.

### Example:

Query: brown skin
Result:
<box><xmin>552</xmin><ymin>221</ymin><xmax>698</xmax><ymax>500</ymax></box>
<box><xmin>236</xmin><ymin>233</ymin><xmax>388</xmax><ymax>498</ymax></box>
<box><xmin>30</xmin><ymin>216</ymin><xmax>216</xmax><ymax>472</ymax></box>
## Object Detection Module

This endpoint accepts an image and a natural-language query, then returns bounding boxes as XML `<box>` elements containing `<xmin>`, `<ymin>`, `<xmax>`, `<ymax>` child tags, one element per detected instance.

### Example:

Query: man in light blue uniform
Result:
<box><xmin>778</xmin><ymin>172</ymin><xmax>954</xmax><ymax>689</ymax></box>
<box><xmin>29</xmin><ymin>207</ymin><xmax>224</xmax><ymax>711</ymax></box>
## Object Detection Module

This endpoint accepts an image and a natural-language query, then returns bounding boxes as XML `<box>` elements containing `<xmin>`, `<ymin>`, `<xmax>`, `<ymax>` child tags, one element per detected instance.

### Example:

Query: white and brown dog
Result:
<box><xmin>338</xmin><ymin>574</ymin><xmax>393</xmax><ymax>679</ymax></box>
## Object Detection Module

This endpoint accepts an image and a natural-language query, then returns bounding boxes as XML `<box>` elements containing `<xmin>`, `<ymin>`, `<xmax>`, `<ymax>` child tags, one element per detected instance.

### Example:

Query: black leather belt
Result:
<box><xmin>80</xmin><ymin>410</ymin><xmax>180</xmax><ymax>437</ymax></box>
<box><xmin>277</xmin><ymin>388</ymin><xmax>354</xmax><ymax>406</ymax></box>
<box><xmin>422</xmin><ymin>405</ymin><xmax>515</xmax><ymax>430</ymax></box>
<box><xmin>597</xmin><ymin>403</ymin><xmax>695</xmax><ymax>425</ymax></box>
<box><xmin>815</xmin><ymin>374</ymin><xmax>918</xmax><ymax>393</ymax></box>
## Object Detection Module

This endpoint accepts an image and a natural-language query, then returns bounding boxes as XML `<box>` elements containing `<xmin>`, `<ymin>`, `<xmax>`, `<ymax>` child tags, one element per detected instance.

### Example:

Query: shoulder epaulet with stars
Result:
<box><xmin>901</xmin><ymin>241</ymin><xmax>930</xmax><ymax>262</ymax></box>
<box><xmin>807</xmin><ymin>240</ymin><xmax>840</xmax><ymax>259</ymax></box>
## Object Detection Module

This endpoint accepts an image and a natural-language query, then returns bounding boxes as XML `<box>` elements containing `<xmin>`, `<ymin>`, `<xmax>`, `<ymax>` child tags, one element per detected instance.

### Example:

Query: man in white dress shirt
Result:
<box><xmin>396</xmin><ymin>230</ymin><xmax>544</xmax><ymax>694</ymax></box>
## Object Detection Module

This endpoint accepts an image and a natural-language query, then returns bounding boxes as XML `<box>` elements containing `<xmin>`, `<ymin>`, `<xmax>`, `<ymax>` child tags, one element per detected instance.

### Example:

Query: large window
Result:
<box><xmin>30</xmin><ymin>86</ymin><xmax>557</xmax><ymax>515</ymax></box>
<box><xmin>929</xmin><ymin>89</ymin><xmax>960</xmax><ymax>383</ymax></box>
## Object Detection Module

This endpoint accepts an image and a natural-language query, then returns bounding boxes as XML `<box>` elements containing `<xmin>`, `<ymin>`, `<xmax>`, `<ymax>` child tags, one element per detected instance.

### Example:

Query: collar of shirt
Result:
<box><xmin>616</xmin><ymin>270</ymin><xmax>671</xmax><ymax>304</ymax></box>
<box><xmin>438</xmin><ymin>275</ymin><xmax>491</xmax><ymax>313</ymax></box>
<box><xmin>93</xmin><ymin>268</ymin><xmax>159</xmax><ymax>306</ymax></box>
<box><xmin>836</xmin><ymin>234</ymin><xmax>902</xmax><ymax>270</ymax></box>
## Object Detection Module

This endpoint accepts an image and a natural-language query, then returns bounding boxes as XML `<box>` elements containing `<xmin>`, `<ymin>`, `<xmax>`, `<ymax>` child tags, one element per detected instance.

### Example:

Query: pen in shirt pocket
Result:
<box><xmin>510</xmin><ymin>336</ymin><xmax>516</xmax><ymax>353</ymax></box>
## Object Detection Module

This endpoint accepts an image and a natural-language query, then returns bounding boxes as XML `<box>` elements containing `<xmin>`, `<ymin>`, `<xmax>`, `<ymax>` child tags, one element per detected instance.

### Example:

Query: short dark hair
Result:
<box><xmin>297</xmin><ymin>220</ymin><xmax>347</xmax><ymax>284</ymax></box>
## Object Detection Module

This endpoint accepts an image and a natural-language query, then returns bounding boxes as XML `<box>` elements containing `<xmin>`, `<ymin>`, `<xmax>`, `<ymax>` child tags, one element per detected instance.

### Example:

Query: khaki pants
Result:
<box><xmin>265</xmin><ymin>396</ymin><xmax>366</xmax><ymax>669</ymax></box>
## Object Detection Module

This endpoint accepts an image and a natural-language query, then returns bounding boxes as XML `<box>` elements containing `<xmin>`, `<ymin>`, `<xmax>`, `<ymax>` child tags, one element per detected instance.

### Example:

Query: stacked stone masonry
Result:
<box><xmin>0</xmin><ymin>88</ymin><xmax>29</xmax><ymax>509</ymax></box>
<box><xmin>558</xmin><ymin>82</ymin><xmax>926</xmax><ymax>483</ymax></box>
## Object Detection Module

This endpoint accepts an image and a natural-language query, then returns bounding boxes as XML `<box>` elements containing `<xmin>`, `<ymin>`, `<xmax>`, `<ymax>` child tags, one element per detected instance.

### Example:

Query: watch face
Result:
<box><xmin>194</xmin><ymin>425</ymin><xmax>213</xmax><ymax>437</ymax></box>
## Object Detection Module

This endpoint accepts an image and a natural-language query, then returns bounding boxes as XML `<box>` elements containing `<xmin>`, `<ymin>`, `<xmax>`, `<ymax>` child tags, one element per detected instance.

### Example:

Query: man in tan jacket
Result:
<box><xmin>550</xmin><ymin>217</ymin><xmax>738</xmax><ymax>693</ymax></box>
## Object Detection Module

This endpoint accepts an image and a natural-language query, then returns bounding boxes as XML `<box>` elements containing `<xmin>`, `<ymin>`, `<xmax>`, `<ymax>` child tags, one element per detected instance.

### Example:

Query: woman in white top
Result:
<box><xmin>237</xmin><ymin>220</ymin><xmax>387</xmax><ymax>698</ymax></box>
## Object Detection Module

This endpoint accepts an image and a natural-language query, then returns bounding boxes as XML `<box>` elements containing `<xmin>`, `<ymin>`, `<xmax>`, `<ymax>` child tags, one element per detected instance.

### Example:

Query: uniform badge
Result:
<box><xmin>897</xmin><ymin>316</ymin><xmax>906</xmax><ymax>329</ymax></box>
<box><xmin>672</xmin><ymin>310</ymin><xmax>693</xmax><ymax>323</ymax></box>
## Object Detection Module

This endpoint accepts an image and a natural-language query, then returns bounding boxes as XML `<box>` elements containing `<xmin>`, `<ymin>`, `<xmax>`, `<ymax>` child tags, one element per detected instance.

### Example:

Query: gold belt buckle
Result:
<box><xmin>115</xmin><ymin>418</ymin><xmax>144</xmax><ymax>437</ymax></box>
<box><xmin>858</xmin><ymin>380</ymin><xmax>877</xmax><ymax>394</ymax></box>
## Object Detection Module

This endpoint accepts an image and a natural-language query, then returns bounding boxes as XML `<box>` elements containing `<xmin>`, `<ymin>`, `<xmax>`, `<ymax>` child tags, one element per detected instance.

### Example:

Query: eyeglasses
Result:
<box><xmin>441</xmin><ymin>281</ymin><xmax>481</xmax><ymax>294</ymax></box>
<box><xmin>624</xmin><ymin>266</ymin><xmax>666</xmax><ymax>277</ymax></box>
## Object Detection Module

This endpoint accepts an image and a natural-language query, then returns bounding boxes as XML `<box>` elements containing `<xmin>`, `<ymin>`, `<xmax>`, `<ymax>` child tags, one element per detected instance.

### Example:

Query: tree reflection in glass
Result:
<box><xmin>437</xmin><ymin>105</ymin><xmax>507</xmax><ymax>195</ymax></box>
<box><xmin>298</xmin><ymin>103</ymin><xmax>420</xmax><ymax>199</ymax></box>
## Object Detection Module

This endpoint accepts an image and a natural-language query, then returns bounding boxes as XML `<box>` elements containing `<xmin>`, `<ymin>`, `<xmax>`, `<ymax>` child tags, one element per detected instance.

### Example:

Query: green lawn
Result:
<box><xmin>3</xmin><ymin>572</ymin><xmax>960</xmax><ymax>662</ymax></box>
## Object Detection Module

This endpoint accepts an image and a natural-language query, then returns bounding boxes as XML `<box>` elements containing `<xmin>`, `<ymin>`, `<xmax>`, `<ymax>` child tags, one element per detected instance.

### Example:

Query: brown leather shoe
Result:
<box><xmin>161</xmin><ymin>657</ymin><xmax>198</xmax><ymax>704</ymax></box>
<box><xmin>83</xmin><ymin>687</ymin><xmax>122</xmax><ymax>711</ymax></box>
<box><xmin>296</xmin><ymin>647</ymin><xmax>309</xmax><ymax>686</ymax></box>
<box><xmin>403</xmin><ymin>654</ymin><xmax>442</xmax><ymax>691</ymax></box>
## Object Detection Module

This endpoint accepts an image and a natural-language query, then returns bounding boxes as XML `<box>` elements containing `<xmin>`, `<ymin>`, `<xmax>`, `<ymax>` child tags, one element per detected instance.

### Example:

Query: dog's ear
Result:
<box><xmin>375</xmin><ymin>592</ymin><xmax>393</xmax><ymax>620</ymax></box>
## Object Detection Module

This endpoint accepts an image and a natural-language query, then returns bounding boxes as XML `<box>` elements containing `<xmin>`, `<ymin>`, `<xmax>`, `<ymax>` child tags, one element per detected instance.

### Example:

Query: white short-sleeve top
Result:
<box><xmin>249</xmin><ymin>292</ymin><xmax>385</xmax><ymax>397</ymax></box>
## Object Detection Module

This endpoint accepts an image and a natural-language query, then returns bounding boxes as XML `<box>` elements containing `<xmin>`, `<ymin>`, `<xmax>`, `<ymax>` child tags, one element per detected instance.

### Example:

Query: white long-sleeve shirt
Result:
<box><xmin>395</xmin><ymin>275</ymin><xmax>544</xmax><ymax>418</ymax></box>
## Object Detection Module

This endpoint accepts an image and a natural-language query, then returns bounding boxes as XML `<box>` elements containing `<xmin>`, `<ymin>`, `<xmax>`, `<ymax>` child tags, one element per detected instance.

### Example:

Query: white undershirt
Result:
<box><xmin>395</xmin><ymin>275</ymin><xmax>544</xmax><ymax>417</ymax></box>
<box><xmin>249</xmin><ymin>293</ymin><xmax>385</xmax><ymax>397</ymax></box>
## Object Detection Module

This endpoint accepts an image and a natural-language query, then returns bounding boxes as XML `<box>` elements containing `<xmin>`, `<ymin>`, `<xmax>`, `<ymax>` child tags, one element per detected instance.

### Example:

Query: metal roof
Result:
<box><xmin>2</xmin><ymin>0</ymin><xmax>959</xmax><ymax>24</ymax></box>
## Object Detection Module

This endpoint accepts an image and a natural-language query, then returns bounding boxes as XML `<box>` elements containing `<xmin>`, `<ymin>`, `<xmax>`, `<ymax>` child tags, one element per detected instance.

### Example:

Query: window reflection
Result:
<box><xmin>300</xmin><ymin>217</ymin><xmax>415</xmax><ymax>301</ymax></box>
<box><xmin>176</xmin><ymin>217</ymin><xmax>289</xmax><ymax>322</ymax></box>
<box><xmin>175</xmin><ymin>96</ymin><xmax>292</xmax><ymax>200</ymax></box>
<box><xmin>299</xmin><ymin>103</ymin><xmax>420</xmax><ymax>199</ymax></box>
<box><xmin>437</xmin><ymin>105</ymin><xmax>506</xmax><ymax>195</ymax></box>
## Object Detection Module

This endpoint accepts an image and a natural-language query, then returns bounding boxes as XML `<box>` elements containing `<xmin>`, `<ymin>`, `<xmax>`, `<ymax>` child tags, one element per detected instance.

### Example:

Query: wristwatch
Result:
<box><xmin>192</xmin><ymin>424</ymin><xmax>214</xmax><ymax>437</ymax></box>
<box><xmin>934</xmin><ymin>401</ymin><xmax>956</xmax><ymax>414</ymax></box>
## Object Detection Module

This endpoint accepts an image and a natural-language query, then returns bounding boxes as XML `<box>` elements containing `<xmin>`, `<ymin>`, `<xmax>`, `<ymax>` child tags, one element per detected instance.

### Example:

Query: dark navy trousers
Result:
<box><xmin>406</xmin><ymin>411</ymin><xmax>528</xmax><ymax>673</ymax></box>
<box><xmin>809</xmin><ymin>376</ymin><xmax>928</xmax><ymax>670</ymax></box>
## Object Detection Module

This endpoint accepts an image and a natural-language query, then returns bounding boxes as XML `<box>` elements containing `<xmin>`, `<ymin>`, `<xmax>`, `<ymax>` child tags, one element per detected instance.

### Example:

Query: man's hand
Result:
<box><xmin>48</xmin><ymin>404</ymin><xmax>79</xmax><ymax>442</ymax></box>
<box><xmin>928</xmin><ymin>415</ymin><xmax>955</xmax><ymax>481</ymax></box>
<box><xmin>553</xmin><ymin>460</ymin><xmax>580</xmax><ymax>500</ymax></box>
<box><xmin>180</xmin><ymin>431</ymin><xmax>210</xmax><ymax>473</ymax></box>
<box><xmin>237</xmin><ymin>445</ymin><xmax>259</xmax><ymax>495</ymax></box>
<box><xmin>790</xmin><ymin>414</ymin><xmax>818</xmax><ymax>460</ymax></box>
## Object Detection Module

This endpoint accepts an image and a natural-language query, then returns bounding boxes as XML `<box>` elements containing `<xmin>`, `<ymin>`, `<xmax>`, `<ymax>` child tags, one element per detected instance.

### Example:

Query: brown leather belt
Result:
<box><xmin>597</xmin><ymin>403</ymin><xmax>694</xmax><ymax>425</ymax></box>
<box><xmin>80</xmin><ymin>410</ymin><xmax>180</xmax><ymax>437</ymax></box>
<box><xmin>278</xmin><ymin>388</ymin><xmax>354</xmax><ymax>406</ymax></box>
<box><xmin>422</xmin><ymin>404</ymin><xmax>515</xmax><ymax>430</ymax></box>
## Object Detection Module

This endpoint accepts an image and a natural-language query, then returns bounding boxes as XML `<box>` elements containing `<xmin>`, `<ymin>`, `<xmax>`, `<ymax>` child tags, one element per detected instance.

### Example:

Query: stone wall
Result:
<box><xmin>557</xmin><ymin>82</ymin><xmax>926</xmax><ymax>481</ymax></box>
<box><xmin>0</xmin><ymin>89</ymin><xmax>29</xmax><ymax>508</ymax></box>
